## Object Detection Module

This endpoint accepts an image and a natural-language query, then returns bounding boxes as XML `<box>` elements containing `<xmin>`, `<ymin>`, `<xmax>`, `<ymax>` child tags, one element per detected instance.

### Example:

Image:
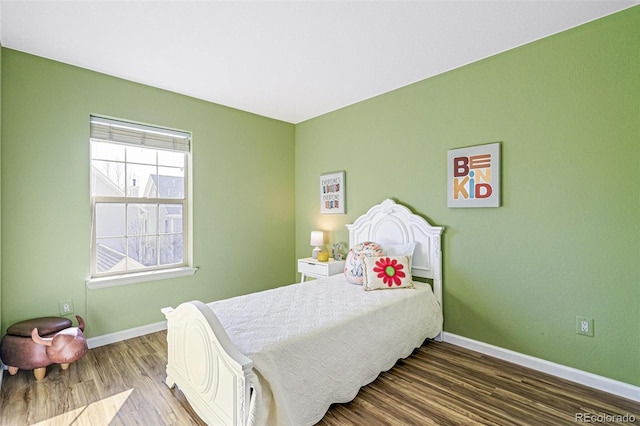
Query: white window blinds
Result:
<box><xmin>90</xmin><ymin>115</ymin><xmax>191</xmax><ymax>153</ymax></box>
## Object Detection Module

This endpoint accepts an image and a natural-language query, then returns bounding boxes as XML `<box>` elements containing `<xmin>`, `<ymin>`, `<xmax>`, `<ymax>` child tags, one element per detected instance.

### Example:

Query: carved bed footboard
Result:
<box><xmin>162</xmin><ymin>301</ymin><xmax>255</xmax><ymax>426</ymax></box>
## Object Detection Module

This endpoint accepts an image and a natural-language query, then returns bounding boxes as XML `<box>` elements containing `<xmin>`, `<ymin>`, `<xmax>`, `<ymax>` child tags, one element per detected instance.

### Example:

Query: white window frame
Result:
<box><xmin>86</xmin><ymin>116</ymin><xmax>196</xmax><ymax>289</ymax></box>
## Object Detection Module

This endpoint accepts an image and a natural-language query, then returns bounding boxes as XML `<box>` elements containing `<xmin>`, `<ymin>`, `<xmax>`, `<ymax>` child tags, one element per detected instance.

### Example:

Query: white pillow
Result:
<box><xmin>384</xmin><ymin>241</ymin><xmax>416</xmax><ymax>257</ymax></box>
<box><xmin>363</xmin><ymin>255</ymin><xmax>415</xmax><ymax>290</ymax></box>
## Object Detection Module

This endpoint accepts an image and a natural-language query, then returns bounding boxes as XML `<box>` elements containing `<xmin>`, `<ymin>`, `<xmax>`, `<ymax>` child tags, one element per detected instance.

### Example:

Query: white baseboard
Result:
<box><xmin>443</xmin><ymin>332</ymin><xmax>640</xmax><ymax>402</ymax></box>
<box><xmin>86</xmin><ymin>321</ymin><xmax>167</xmax><ymax>349</ymax></box>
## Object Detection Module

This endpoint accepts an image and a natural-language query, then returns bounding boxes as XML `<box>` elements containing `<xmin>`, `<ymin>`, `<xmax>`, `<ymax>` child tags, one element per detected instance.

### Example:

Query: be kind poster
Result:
<box><xmin>447</xmin><ymin>142</ymin><xmax>501</xmax><ymax>208</ymax></box>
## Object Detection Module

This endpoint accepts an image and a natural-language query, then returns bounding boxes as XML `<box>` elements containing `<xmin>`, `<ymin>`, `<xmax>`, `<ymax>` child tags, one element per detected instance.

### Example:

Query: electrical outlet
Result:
<box><xmin>59</xmin><ymin>300</ymin><xmax>74</xmax><ymax>316</ymax></box>
<box><xmin>576</xmin><ymin>316</ymin><xmax>594</xmax><ymax>337</ymax></box>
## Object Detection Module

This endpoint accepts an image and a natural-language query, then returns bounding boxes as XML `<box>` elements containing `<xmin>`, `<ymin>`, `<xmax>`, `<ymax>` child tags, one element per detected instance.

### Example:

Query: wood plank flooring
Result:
<box><xmin>0</xmin><ymin>330</ymin><xmax>637</xmax><ymax>425</ymax></box>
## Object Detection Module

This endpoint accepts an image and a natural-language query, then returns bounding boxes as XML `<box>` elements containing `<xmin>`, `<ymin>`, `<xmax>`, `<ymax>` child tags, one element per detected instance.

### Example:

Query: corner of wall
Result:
<box><xmin>0</xmin><ymin>41</ymin><xmax>3</xmax><ymax>391</ymax></box>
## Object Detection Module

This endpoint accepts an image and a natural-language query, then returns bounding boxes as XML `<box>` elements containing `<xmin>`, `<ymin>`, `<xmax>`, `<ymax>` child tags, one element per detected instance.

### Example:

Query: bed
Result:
<box><xmin>162</xmin><ymin>199</ymin><xmax>444</xmax><ymax>425</ymax></box>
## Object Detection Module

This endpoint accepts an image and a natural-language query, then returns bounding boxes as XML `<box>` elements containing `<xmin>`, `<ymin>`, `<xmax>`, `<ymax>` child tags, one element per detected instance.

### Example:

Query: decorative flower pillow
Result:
<box><xmin>343</xmin><ymin>241</ymin><xmax>384</xmax><ymax>285</ymax></box>
<box><xmin>363</xmin><ymin>255</ymin><xmax>414</xmax><ymax>290</ymax></box>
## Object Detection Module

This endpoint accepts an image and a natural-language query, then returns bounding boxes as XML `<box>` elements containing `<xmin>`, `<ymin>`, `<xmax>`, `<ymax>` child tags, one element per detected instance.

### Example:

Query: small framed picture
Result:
<box><xmin>320</xmin><ymin>171</ymin><xmax>345</xmax><ymax>214</ymax></box>
<box><xmin>447</xmin><ymin>142</ymin><xmax>501</xmax><ymax>208</ymax></box>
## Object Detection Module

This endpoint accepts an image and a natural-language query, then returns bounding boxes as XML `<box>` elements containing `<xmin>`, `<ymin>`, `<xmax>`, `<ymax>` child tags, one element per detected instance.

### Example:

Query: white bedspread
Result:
<box><xmin>207</xmin><ymin>274</ymin><xmax>442</xmax><ymax>426</ymax></box>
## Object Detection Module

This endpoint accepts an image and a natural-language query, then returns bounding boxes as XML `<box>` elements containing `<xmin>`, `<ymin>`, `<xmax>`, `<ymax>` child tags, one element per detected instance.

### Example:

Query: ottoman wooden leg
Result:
<box><xmin>8</xmin><ymin>366</ymin><xmax>18</xmax><ymax>375</ymax></box>
<box><xmin>34</xmin><ymin>367</ymin><xmax>46</xmax><ymax>381</ymax></box>
<box><xmin>60</xmin><ymin>363</ymin><xmax>70</xmax><ymax>370</ymax></box>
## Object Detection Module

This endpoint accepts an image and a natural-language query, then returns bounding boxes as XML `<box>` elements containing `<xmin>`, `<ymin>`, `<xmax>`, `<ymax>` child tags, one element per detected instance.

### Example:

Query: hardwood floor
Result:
<box><xmin>0</xmin><ymin>331</ymin><xmax>637</xmax><ymax>425</ymax></box>
<box><xmin>318</xmin><ymin>343</ymin><xmax>639</xmax><ymax>426</ymax></box>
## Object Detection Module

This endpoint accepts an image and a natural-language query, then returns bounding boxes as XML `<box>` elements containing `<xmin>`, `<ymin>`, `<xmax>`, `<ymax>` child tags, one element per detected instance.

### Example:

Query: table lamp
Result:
<box><xmin>310</xmin><ymin>231</ymin><xmax>324</xmax><ymax>259</ymax></box>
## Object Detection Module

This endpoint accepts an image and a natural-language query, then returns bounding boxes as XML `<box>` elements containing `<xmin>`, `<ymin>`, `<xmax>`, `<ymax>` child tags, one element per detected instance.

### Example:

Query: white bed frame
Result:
<box><xmin>346</xmin><ymin>198</ymin><xmax>444</xmax><ymax>309</ymax></box>
<box><xmin>162</xmin><ymin>199</ymin><xmax>444</xmax><ymax>425</ymax></box>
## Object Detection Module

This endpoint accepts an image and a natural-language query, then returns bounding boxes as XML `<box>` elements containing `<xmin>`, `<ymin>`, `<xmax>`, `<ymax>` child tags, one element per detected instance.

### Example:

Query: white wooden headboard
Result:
<box><xmin>346</xmin><ymin>199</ymin><xmax>444</xmax><ymax>306</ymax></box>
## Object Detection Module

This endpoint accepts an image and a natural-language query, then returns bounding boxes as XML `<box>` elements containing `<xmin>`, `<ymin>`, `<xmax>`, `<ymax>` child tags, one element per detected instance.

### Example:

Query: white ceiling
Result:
<box><xmin>1</xmin><ymin>1</ymin><xmax>638</xmax><ymax>124</ymax></box>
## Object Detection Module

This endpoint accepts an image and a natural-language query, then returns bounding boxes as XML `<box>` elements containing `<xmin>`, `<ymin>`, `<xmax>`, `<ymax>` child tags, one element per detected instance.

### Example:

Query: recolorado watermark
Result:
<box><xmin>575</xmin><ymin>412</ymin><xmax>636</xmax><ymax>423</ymax></box>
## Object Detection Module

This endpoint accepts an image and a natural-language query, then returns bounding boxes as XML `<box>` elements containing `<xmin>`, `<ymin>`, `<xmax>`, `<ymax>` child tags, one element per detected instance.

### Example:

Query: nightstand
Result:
<box><xmin>298</xmin><ymin>257</ymin><xmax>345</xmax><ymax>282</ymax></box>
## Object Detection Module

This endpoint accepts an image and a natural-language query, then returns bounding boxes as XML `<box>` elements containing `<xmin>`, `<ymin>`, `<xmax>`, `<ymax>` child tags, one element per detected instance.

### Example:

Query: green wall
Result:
<box><xmin>0</xmin><ymin>43</ymin><xmax>3</xmax><ymax>333</ymax></box>
<box><xmin>295</xmin><ymin>7</ymin><xmax>639</xmax><ymax>386</ymax></box>
<box><xmin>1</xmin><ymin>49</ymin><xmax>296</xmax><ymax>337</ymax></box>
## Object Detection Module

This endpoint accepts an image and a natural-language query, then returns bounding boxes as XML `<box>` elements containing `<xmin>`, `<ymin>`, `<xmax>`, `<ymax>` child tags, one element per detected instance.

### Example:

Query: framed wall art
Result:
<box><xmin>447</xmin><ymin>142</ymin><xmax>501</xmax><ymax>208</ymax></box>
<box><xmin>320</xmin><ymin>171</ymin><xmax>345</xmax><ymax>214</ymax></box>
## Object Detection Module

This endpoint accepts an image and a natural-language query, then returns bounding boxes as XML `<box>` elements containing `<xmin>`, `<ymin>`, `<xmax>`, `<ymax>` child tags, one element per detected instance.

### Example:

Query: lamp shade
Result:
<box><xmin>310</xmin><ymin>231</ymin><xmax>324</xmax><ymax>246</ymax></box>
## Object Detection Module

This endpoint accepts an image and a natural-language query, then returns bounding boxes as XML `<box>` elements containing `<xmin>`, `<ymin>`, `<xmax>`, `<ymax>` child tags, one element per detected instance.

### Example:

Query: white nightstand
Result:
<box><xmin>298</xmin><ymin>257</ymin><xmax>345</xmax><ymax>282</ymax></box>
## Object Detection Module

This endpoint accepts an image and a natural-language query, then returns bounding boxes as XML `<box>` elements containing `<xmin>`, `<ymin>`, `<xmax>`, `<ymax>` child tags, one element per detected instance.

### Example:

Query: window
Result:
<box><xmin>89</xmin><ymin>116</ymin><xmax>193</xmax><ymax>285</ymax></box>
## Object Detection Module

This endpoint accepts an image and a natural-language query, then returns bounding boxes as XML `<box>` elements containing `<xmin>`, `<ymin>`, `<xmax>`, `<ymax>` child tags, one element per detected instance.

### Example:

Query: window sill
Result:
<box><xmin>86</xmin><ymin>267</ymin><xmax>198</xmax><ymax>290</ymax></box>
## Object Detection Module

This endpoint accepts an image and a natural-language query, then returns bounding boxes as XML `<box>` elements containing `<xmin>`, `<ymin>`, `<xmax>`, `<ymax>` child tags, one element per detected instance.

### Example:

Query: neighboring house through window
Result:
<box><xmin>89</xmin><ymin>116</ymin><xmax>193</xmax><ymax>285</ymax></box>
